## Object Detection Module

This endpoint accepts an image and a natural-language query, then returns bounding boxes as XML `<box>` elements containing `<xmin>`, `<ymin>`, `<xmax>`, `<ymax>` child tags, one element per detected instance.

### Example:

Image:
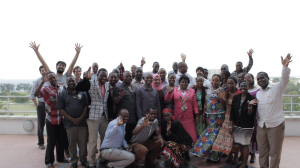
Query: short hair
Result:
<box><xmin>221</xmin><ymin>64</ymin><xmax>229</xmax><ymax>70</ymax></box>
<box><xmin>236</xmin><ymin>61</ymin><xmax>243</xmax><ymax>66</ymax></box>
<box><xmin>56</xmin><ymin>61</ymin><xmax>66</xmax><ymax>67</ymax></box>
<box><xmin>227</xmin><ymin>76</ymin><xmax>237</xmax><ymax>84</ymax></box>
<box><xmin>135</xmin><ymin>67</ymin><xmax>143</xmax><ymax>74</ymax></box>
<box><xmin>245</xmin><ymin>73</ymin><xmax>255</xmax><ymax>85</ymax></box>
<box><xmin>177</xmin><ymin>62</ymin><xmax>186</xmax><ymax>69</ymax></box>
<box><xmin>195</xmin><ymin>76</ymin><xmax>205</xmax><ymax>82</ymax></box>
<box><xmin>203</xmin><ymin>68</ymin><xmax>208</xmax><ymax>72</ymax></box>
<box><xmin>39</xmin><ymin>65</ymin><xmax>43</xmax><ymax>72</ymax></box>
<box><xmin>150</xmin><ymin>106</ymin><xmax>157</xmax><ymax>111</ymax></box>
<box><xmin>92</xmin><ymin>62</ymin><xmax>98</xmax><ymax>67</ymax></box>
<box><xmin>118</xmin><ymin>108</ymin><xmax>129</xmax><ymax>114</ymax></box>
<box><xmin>97</xmin><ymin>68</ymin><xmax>107</xmax><ymax>75</ymax></box>
<box><xmin>257</xmin><ymin>72</ymin><xmax>269</xmax><ymax>79</ymax></box>
<box><xmin>179</xmin><ymin>75</ymin><xmax>190</xmax><ymax>84</ymax></box>
<box><xmin>46</xmin><ymin>71</ymin><xmax>55</xmax><ymax>77</ymax></box>
<box><xmin>144</xmin><ymin>72</ymin><xmax>153</xmax><ymax>78</ymax></box>
<box><xmin>212</xmin><ymin>74</ymin><xmax>221</xmax><ymax>81</ymax></box>
<box><xmin>221</xmin><ymin>70</ymin><xmax>230</xmax><ymax>79</ymax></box>
<box><xmin>153</xmin><ymin>62</ymin><xmax>159</xmax><ymax>66</ymax></box>
<box><xmin>238</xmin><ymin>72</ymin><xmax>245</xmax><ymax>77</ymax></box>
<box><xmin>239</xmin><ymin>80</ymin><xmax>249</xmax><ymax>87</ymax></box>
<box><xmin>109</xmin><ymin>72</ymin><xmax>117</xmax><ymax>77</ymax></box>
<box><xmin>168</xmin><ymin>73</ymin><xmax>176</xmax><ymax>78</ymax></box>
<box><xmin>123</xmin><ymin>70</ymin><xmax>132</xmax><ymax>76</ymax></box>
<box><xmin>196</xmin><ymin>67</ymin><xmax>204</xmax><ymax>73</ymax></box>
<box><xmin>73</xmin><ymin>66</ymin><xmax>82</xmax><ymax>73</ymax></box>
<box><xmin>172</xmin><ymin>62</ymin><xmax>178</xmax><ymax>66</ymax></box>
<box><xmin>158</xmin><ymin>68</ymin><xmax>166</xmax><ymax>73</ymax></box>
<box><xmin>67</xmin><ymin>76</ymin><xmax>75</xmax><ymax>80</ymax></box>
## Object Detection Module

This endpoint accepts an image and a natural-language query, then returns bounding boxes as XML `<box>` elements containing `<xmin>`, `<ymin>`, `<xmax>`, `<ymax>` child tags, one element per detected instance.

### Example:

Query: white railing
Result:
<box><xmin>0</xmin><ymin>95</ymin><xmax>299</xmax><ymax>116</ymax></box>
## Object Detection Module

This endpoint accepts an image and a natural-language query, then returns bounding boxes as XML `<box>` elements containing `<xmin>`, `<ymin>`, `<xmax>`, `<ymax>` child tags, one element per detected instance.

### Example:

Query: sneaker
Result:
<box><xmin>46</xmin><ymin>163</ymin><xmax>54</xmax><ymax>168</ymax></box>
<box><xmin>39</xmin><ymin>144</ymin><xmax>45</xmax><ymax>150</ymax></box>
<box><xmin>81</xmin><ymin>161</ymin><xmax>89</xmax><ymax>168</ymax></box>
<box><xmin>64</xmin><ymin>149</ymin><xmax>70</xmax><ymax>158</ymax></box>
<box><xmin>71</xmin><ymin>163</ymin><xmax>78</xmax><ymax>168</ymax></box>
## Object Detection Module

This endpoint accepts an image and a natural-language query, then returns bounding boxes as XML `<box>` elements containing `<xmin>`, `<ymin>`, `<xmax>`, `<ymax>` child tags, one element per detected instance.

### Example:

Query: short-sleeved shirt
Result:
<box><xmin>130</xmin><ymin>117</ymin><xmax>159</xmax><ymax>143</ymax></box>
<box><xmin>30</xmin><ymin>76</ymin><xmax>50</xmax><ymax>102</ymax></box>
<box><xmin>55</xmin><ymin>89</ymin><xmax>88</xmax><ymax>129</ymax></box>
<box><xmin>40</xmin><ymin>85</ymin><xmax>64</xmax><ymax>125</ymax></box>
<box><xmin>57</xmin><ymin>73</ymin><xmax>72</xmax><ymax>88</ymax></box>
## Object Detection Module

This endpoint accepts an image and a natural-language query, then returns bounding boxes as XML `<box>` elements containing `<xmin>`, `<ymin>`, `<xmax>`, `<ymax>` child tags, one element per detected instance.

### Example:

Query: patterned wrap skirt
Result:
<box><xmin>162</xmin><ymin>141</ymin><xmax>192</xmax><ymax>168</ymax></box>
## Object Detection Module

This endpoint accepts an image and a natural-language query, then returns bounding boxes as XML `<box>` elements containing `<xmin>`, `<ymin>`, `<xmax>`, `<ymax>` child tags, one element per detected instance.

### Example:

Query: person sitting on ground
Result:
<box><xmin>161</xmin><ymin>108</ymin><xmax>193</xmax><ymax>168</ymax></box>
<box><xmin>130</xmin><ymin>108</ymin><xmax>165</xmax><ymax>168</ymax></box>
<box><xmin>100</xmin><ymin>109</ymin><xmax>135</xmax><ymax>168</ymax></box>
<box><xmin>56</xmin><ymin>76</ymin><xmax>89</xmax><ymax>168</ymax></box>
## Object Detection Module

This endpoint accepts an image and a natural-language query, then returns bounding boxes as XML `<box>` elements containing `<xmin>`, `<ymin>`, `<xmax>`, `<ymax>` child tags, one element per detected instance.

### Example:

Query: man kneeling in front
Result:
<box><xmin>100</xmin><ymin>109</ymin><xmax>135</xmax><ymax>168</ymax></box>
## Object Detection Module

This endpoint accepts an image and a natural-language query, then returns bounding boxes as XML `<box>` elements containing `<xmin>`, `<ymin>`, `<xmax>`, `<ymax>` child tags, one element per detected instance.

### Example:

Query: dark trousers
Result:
<box><xmin>45</xmin><ymin>123</ymin><xmax>67</xmax><ymax>165</ymax></box>
<box><xmin>37</xmin><ymin>102</ymin><xmax>46</xmax><ymax>145</ymax></box>
<box><xmin>125</xmin><ymin>123</ymin><xmax>137</xmax><ymax>143</ymax></box>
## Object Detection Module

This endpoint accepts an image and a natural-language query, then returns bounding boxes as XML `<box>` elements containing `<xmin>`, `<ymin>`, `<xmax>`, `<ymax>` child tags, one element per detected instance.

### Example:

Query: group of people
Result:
<box><xmin>29</xmin><ymin>41</ymin><xmax>292</xmax><ymax>168</ymax></box>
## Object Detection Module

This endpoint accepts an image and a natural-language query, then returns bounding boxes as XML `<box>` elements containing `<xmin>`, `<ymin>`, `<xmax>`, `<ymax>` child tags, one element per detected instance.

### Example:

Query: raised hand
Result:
<box><xmin>247</xmin><ymin>49</ymin><xmax>254</xmax><ymax>58</ymax></box>
<box><xmin>120</xmin><ymin>62</ymin><xmax>124</xmax><ymax>68</ymax></box>
<box><xmin>281</xmin><ymin>53</ymin><xmax>293</xmax><ymax>67</ymax></box>
<box><xmin>29</xmin><ymin>41</ymin><xmax>40</xmax><ymax>52</ymax></box>
<box><xmin>85</xmin><ymin>67</ymin><xmax>92</xmax><ymax>79</ymax></box>
<box><xmin>249</xmin><ymin>98</ymin><xmax>258</xmax><ymax>106</ymax></box>
<box><xmin>181</xmin><ymin>53</ymin><xmax>186</xmax><ymax>62</ymax></box>
<box><xmin>168</xmin><ymin>87</ymin><xmax>174</xmax><ymax>94</ymax></box>
<box><xmin>141</xmin><ymin>57</ymin><xmax>146</xmax><ymax>66</ymax></box>
<box><xmin>218</xmin><ymin>89</ymin><xmax>225</xmax><ymax>100</ymax></box>
<box><xmin>42</xmin><ymin>75</ymin><xmax>48</xmax><ymax>83</ymax></box>
<box><xmin>117</xmin><ymin>116</ymin><xmax>124</xmax><ymax>126</ymax></box>
<box><xmin>142</xmin><ymin>114</ymin><xmax>153</xmax><ymax>127</ymax></box>
<box><xmin>75</xmin><ymin>43</ymin><xmax>83</xmax><ymax>53</ymax></box>
<box><xmin>119</xmin><ymin>88</ymin><xmax>126</xmax><ymax>98</ymax></box>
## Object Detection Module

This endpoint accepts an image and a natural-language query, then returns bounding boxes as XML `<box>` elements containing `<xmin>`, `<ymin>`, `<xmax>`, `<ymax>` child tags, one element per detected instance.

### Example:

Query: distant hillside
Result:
<box><xmin>0</xmin><ymin>79</ymin><xmax>36</xmax><ymax>85</ymax></box>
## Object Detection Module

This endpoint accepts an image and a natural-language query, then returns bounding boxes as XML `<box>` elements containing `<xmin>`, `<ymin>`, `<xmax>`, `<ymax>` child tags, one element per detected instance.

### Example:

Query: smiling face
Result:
<box><xmin>153</xmin><ymin>63</ymin><xmax>160</xmax><ymax>73</ymax></box>
<box><xmin>211</xmin><ymin>76</ymin><xmax>221</xmax><ymax>89</ymax></box>
<box><xmin>196</xmin><ymin>77</ymin><xmax>204</xmax><ymax>88</ymax></box>
<box><xmin>239</xmin><ymin>82</ymin><xmax>249</xmax><ymax>94</ymax></box>
<box><xmin>67</xmin><ymin>77</ymin><xmax>76</xmax><ymax>90</ymax></box>
<box><xmin>123</xmin><ymin>72</ymin><xmax>133</xmax><ymax>84</ymax></box>
<box><xmin>204</xmin><ymin>70</ymin><xmax>208</xmax><ymax>79</ymax></box>
<box><xmin>163</xmin><ymin>111</ymin><xmax>173</xmax><ymax>122</ymax></box>
<box><xmin>236</xmin><ymin>62</ymin><xmax>243</xmax><ymax>72</ymax></box>
<box><xmin>159</xmin><ymin>69</ymin><xmax>166</xmax><ymax>81</ymax></box>
<box><xmin>244</xmin><ymin>74</ymin><xmax>254</xmax><ymax>86</ymax></box>
<box><xmin>168</xmin><ymin>74</ymin><xmax>175</xmax><ymax>85</ymax></box>
<box><xmin>227</xmin><ymin>78</ymin><xmax>236</xmax><ymax>91</ymax></box>
<box><xmin>149</xmin><ymin>109</ymin><xmax>158</xmax><ymax>121</ymax></box>
<box><xmin>238</xmin><ymin>73</ymin><xmax>245</xmax><ymax>84</ymax></box>
<box><xmin>97</xmin><ymin>71</ymin><xmax>108</xmax><ymax>85</ymax></box>
<box><xmin>179</xmin><ymin>63</ymin><xmax>187</xmax><ymax>74</ymax></box>
<box><xmin>131</xmin><ymin>65</ymin><xmax>137</xmax><ymax>77</ymax></box>
<box><xmin>154</xmin><ymin>76</ymin><xmax>161</xmax><ymax>87</ymax></box>
<box><xmin>196</xmin><ymin>69</ymin><xmax>204</xmax><ymax>77</ymax></box>
<box><xmin>119</xmin><ymin>109</ymin><xmax>130</xmax><ymax>124</ymax></box>
<box><xmin>257</xmin><ymin>73</ymin><xmax>269</xmax><ymax>89</ymax></box>
<box><xmin>92</xmin><ymin>63</ymin><xmax>98</xmax><ymax>73</ymax></box>
<box><xmin>40</xmin><ymin>68</ymin><xmax>46</xmax><ymax>77</ymax></box>
<box><xmin>56</xmin><ymin>63</ymin><xmax>66</xmax><ymax>74</ymax></box>
<box><xmin>172</xmin><ymin>62</ymin><xmax>178</xmax><ymax>72</ymax></box>
<box><xmin>109</xmin><ymin>73</ymin><xmax>118</xmax><ymax>86</ymax></box>
<box><xmin>179</xmin><ymin>79</ymin><xmax>189</xmax><ymax>90</ymax></box>
<box><xmin>74</xmin><ymin>68</ymin><xmax>81</xmax><ymax>79</ymax></box>
<box><xmin>145</xmin><ymin>74</ymin><xmax>153</xmax><ymax>86</ymax></box>
<box><xmin>135</xmin><ymin>68</ymin><xmax>143</xmax><ymax>79</ymax></box>
<box><xmin>47</xmin><ymin>73</ymin><xmax>57</xmax><ymax>87</ymax></box>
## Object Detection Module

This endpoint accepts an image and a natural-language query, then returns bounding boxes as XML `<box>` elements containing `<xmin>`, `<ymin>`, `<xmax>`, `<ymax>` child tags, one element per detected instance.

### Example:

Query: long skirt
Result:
<box><xmin>177</xmin><ymin>117</ymin><xmax>197</xmax><ymax>144</ymax></box>
<box><xmin>162</xmin><ymin>141</ymin><xmax>192</xmax><ymax>168</ymax></box>
<box><xmin>196</xmin><ymin>114</ymin><xmax>206</xmax><ymax>137</ymax></box>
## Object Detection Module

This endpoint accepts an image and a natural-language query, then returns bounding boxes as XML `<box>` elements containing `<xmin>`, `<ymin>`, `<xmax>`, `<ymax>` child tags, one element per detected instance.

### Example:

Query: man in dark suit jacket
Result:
<box><xmin>113</xmin><ymin>71</ymin><xmax>138</xmax><ymax>142</ymax></box>
<box><xmin>107</xmin><ymin>72</ymin><xmax>118</xmax><ymax>121</ymax></box>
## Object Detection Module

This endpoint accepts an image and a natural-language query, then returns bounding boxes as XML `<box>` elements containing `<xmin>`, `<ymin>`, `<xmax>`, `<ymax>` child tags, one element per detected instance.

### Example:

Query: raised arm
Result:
<box><xmin>34</xmin><ymin>76</ymin><xmax>47</xmax><ymax>97</ymax></box>
<box><xmin>278</xmin><ymin>53</ymin><xmax>292</xmax><ymax>94</ymax></box>
<box><xmin>75</xmin><ymin>67</ymin><xmax>91</xmax><ymax>92</ymax></box>
<box><xmin>164</xmin><ymin>87</ymin><xmax>175</xmax><ymax>101</ymax></box>
<box><xmin>29</xmin><ymin>42</ymin><xmax>50</xmax><ymax>73</ymax></box>
<box><xmin>244</xmin><ymin>49</ymin><xmax>254</xmax><ymax>73</ymax></box>
<box><xmin>67</xmin><ymin>43</ymin><xmax>83</xmax><ymax>75</ymax></box>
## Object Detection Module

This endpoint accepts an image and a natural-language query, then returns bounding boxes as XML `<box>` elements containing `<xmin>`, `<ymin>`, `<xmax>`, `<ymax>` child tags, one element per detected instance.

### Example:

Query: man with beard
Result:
<box><xmin>91</xmin><ymin>62</ymin><xmax>98</xmax><ymax>80</ymax></box>
<box><xmin>56</xmin><ymin>77</ymin><xmax>89</xmax><ymax>168</ymax></box>
<box><xmin>73</xmin><ymin>66</ymin><xmax>82</xmax><ymax>84</ymax></box>
<box><xmin>34</xmin><ymin>72</ymin><xmax>68</xmax><ymax>168</ymax></box>
<box><xmin>230</xmin><ymin>49</ymin><xmax>254</xmax><ymax>80</ymax></box>
<box><xmin>168</xmin><ymin>62</ymin><xmax>178</xmax><ymax>75</ymax></box>
<box><xmin>30</xmin><ymin>65</ymin><xmax>49</xmax><ymax>149</ymax></box>
<box><xmin>29</xmin><ymin>41</ymin><xmax>83</xmax><ymax>88</ymax></box>
<box><xmin>107</xmin><ymin>72</ymin><xmax>119</xmax><ymax>121</ymax></box>
<box><xmin>195</xmin><ymin>67</ymin><xmax>211</xmax><ymax>89</ymax></box>
<box><xmin>136</xmin><ymin>73</ymin><xmax>161</xmax><ymax>121</ymax></box>
<box><xmin>131</xmin><ymin>67</ymin><xmax>145</xmax><ymax>89</ymax></box>
<box><xmin>75</xmin><ymin>67</ymin><xmax>110</xmax><ymax>168</ymax></box>
<box><xmin>113</xmin><ymin>71</ymin><xmax>138</xmax><ymax>142</ymax></box>
<box><xmin>158</xmin><ymin>68</ymin><xmax>168</xmax><ymax>88</ymax></box>
<box><xmin>256</xmin><ymin>54</ymin><xmax>292</xmax><ymax>168</ymax></box>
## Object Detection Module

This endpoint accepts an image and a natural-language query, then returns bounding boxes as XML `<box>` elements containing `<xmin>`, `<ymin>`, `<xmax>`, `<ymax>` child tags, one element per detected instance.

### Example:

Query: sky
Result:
<box><xmin>0</xmin><ymin>0</ymin><xmax>299</xmax><ymax>80</ymax></box>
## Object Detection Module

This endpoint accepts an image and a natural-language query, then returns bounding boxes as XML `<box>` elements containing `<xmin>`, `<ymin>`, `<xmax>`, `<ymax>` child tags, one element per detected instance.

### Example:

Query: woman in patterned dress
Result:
<box><xmin>244</xmin><ymin>73</ymin><xmax>260</xmax><ymax>163</ymax></box>
<box><xmin>193</xmin><ymin>76</ymin><xmax>207</xmax><ymax>137</ymax></box>
<box><xmin>211</xmin><ymin>77</ymin><xmax>241</xmax><ymax>163</ymax></box>
<box><xmin>162</xmin><ymin>73</ymin><xmax>177</xmax><ymax>109</ymax></box>
<box><xmin>190</xmin><ymin>74</ymin><xmax>226</xmax><ymax>162</ymax></box>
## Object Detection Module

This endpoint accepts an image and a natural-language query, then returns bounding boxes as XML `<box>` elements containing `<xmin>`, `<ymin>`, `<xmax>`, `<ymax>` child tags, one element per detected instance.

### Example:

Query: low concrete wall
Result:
<box><xmin>0</xmin><ymin>116</ymin><xmax>300</xmax><ymax>136</ymax></box>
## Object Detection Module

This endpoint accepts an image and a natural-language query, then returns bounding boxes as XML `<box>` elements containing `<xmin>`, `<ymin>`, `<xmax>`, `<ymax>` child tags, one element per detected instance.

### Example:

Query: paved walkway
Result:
<box><xmin>0</xmin><ymin>135</ymin><xmax>298</xmax><ymax>168</ymax></box>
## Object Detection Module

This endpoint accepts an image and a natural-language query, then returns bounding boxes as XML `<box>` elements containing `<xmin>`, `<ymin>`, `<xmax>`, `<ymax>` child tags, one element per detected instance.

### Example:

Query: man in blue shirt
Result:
<box><xmin>100</xmin><ymin>109</ymin><xmax>135</xmax><ymax>168</ymax></box>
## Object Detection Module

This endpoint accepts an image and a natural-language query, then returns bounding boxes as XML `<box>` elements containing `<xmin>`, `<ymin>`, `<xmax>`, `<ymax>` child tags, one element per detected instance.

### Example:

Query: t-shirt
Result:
<box><xmin>55</xmin><ymin>89</ymin><xmax>88</xmax><ymax>129</ymax></box>
<box><xmin>130</xmin><ymin>117</ymin><xmax>159</xmax><ymax>143</ymax></box>
<box><xmin>57</xmin><ymin>73</ymin><xmax>72</xmax><ymax>88</ymax></box>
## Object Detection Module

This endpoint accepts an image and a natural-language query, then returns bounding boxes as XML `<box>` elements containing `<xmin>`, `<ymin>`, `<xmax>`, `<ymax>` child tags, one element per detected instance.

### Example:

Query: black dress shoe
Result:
<box><xmin>71</xmin><ymin>163</ymin><xmax>78</xmax><ymax>168</ymax></box>
<box><xmin>57</xmin><ymin>158</ymin><xmax>70</xmax><ymax>163</ymax></box>
<box><xmin>81</xmin><ymin>161</ymin><xmax>89</xmax><ymax>168</ymax></box>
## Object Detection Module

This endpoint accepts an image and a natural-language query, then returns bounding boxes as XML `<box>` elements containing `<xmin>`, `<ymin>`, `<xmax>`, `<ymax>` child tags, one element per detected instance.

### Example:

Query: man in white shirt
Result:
<box><xmin>175</xmin><ymin>62</ymin><xmax>196</xmax><ymax>88</ymax></box>
<box><xmin>91</xmin><ymin>62</ymin><xmax>99</xmax><ymax>80</ymax></box>
<box><xmin>195</xmin><ymin>67</ymin><xmax>211</xmax><ymax>89</ymax></box>
<box><xmin>256</xmin><ymin>54</ymin><xmax>292</xmax><ymax>168</ymax></box>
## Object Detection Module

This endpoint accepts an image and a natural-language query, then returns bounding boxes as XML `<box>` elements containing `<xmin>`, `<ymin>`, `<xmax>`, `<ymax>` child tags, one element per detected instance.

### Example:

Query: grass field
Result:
<box><xmin>0</xmin><ymin>100</ymin><xmax>37</xmax><ymax>116</ymax></box>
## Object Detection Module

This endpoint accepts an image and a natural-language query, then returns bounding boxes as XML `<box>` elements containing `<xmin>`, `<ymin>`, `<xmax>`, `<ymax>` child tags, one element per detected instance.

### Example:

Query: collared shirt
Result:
<box><xmin>55</xmin><ymin>89</ymin><xmax>88</xmax><ymax>129</ymax></box>
<box><xmin>130</xmin><ymin>117</ymin><xmax>159</xmax><ymax>143</ymax></box>
<box><xmin>101</xmin><ymin>117</ymin><xmax>128</xmax><ymax>149</ymax></box>
<box><xmin>256</xmin><ymin>65</ymin><xmax>290</xmax><ymax>128</ymax></box>
<box><xmin>98</xmin><ymin>81</ymin><xmax>106</xmax><ymax>103</ymax></box>
<box><xmin>161</xmin><ymin>80</ymin><xmax>169</xmax><ymax>89</ymax></box>
<box><xmin>116</xmin><ymin>79</ymin><xmax>123</xmax><ymax>85</ymax></box>
<box><xmin>168</xmin><ymin>70</ymin><xmax>178</xmax><ymax>75</ymax></box>
<box><xmin>175</xmin><ymin>72</ymin><xmax>196</xmax><ymax>88</ymax></box>
<box><xmin>177</xmin><ymin>87</ymin><xmax>187</xmax><ymax>97</ymax></box>
<box><xmin>136</xmin><ymin>85</ymin><xmax>161</xmax><ymax>120</ymax></box>
<box><xmin>131</xmin><ymin>78</ymin><xmax>145</xmax><ymax>89</ymax></box>
<box><xmin>30</xmin><ymin>76</ymin><xmax>50</xmax><ymax>102</ymax></box>
<box><xmin>40</xmin><ymin>85</ymin><xmax>64</xmax><ymax>125</ymax></box>
<box><xmin>230</xmin><ymin>56</ymin><xmax>254</xmax><ymax>80</ymax></box>
<box><xmin>91</xmin><ymin>74</ymin><xmax>97</xmax><ymax>81</ymax></box>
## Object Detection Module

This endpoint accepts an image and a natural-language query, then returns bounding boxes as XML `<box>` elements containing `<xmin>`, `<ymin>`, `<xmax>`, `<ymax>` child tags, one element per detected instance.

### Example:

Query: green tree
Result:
<box><xmin>273</xmin><ymin>78</ymin><xmax>280</xmax><ymax>83</ymax></box>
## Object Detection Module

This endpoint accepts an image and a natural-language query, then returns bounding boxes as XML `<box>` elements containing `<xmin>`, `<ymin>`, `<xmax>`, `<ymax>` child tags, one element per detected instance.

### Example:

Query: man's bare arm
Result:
<box><xmin>67</xmin><ymin>43</ymin><xmax>83</xmax><ymax>75</ymax></box>
<box><xmin>29</xmin><ymin>41</ymin><xmax>50</xmax><ymax>73</ymax></box>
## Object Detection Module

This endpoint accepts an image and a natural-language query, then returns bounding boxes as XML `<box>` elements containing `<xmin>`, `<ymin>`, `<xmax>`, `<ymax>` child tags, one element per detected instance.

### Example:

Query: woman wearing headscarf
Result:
<box><xmin>152</xmin><ymin>74</ymin><xmax>165</xmax><ymax>113</ymax></box>
<box><xmin>161</xmin><ymin>108</ymin><xmax>193</xmax><ymax>168</ymax></box>
<box><xmin>165</xmin><ymin>75</ymin><xmax>199</xmax><ymax>144</ymax></box>
<box><xmin>230</xmin><ymin>80</ymin><xmax>257</xmax><ymax>168</ymax></box>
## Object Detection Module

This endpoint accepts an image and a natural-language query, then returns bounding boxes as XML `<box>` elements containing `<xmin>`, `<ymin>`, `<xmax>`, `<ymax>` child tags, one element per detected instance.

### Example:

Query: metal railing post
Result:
<box><xmin>291</xmin><ymin>96</ymin><xmax>293</xmax><ymax>116</ymax></box>
<box><xmin>7</xmin><ymin>97</ymin><xmax>10</xmax><ymax>116</ymax></box>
